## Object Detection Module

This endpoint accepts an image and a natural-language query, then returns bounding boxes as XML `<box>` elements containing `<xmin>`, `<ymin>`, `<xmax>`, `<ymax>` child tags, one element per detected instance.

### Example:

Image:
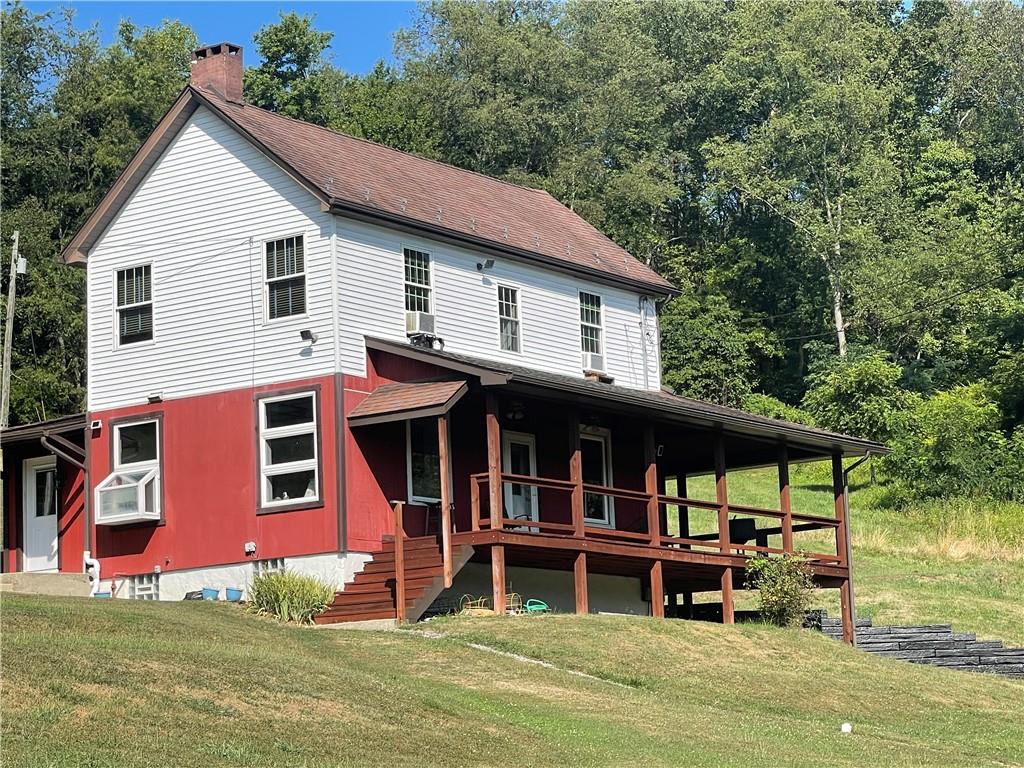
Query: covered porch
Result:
<box><xmin>351</xmin><ymin>339</ymin><xmax>884</xmax><ymax>642</ymax></box>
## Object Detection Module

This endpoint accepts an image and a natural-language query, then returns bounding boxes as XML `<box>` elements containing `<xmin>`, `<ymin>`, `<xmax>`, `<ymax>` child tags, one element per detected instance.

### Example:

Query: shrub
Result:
<box><xmin>745</xmin><ymin>555</ymin><xmax>814</xmax><ymax>627</ymax></box>
<box><xmin>743</xmin><ymin>393</ymin><xmax>816</xmax><ymax>426</ymax></box>
<box><xmin>247</xmin><ymin>571</ymin><xmax>335</xmax><ymax>625</ymax></box>
<box><xmin>889</xmin><ymin>384</ymin><xmax>1009</xmax><ymax>499</ymax></box>
<box><xmin>802</xmin><ymin>353</ymin><xmax>919</xmax><ymax>442</ymax></box>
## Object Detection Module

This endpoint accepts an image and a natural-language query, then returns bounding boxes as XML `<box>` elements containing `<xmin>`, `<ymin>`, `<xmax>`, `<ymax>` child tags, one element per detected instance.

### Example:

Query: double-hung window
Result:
<box><xmin>404</xmin><ymin>248</ymin><xmax>432</xmax><ymax>313</ymax></box>
<box><xmin>265</xmin><ymin>235</ymin><xmax>306</xmax><ymax>320</ymax></box>
<box><xmin>579</xmin><ymin>291</ymin><xmax>603</xmax><ymax>356</ymax></box>
<box><xmin>116</xmin><ymin>265</ymin><xmax>153</xmax><ymax>345</ymax></box>
<box><xmin>258</xmin><ymin>391</ymin><xmax>320</xmax><ymax>510</ymax></box>
<box><xmin>497</xmin><ymin>285</ymin><xmax>521</xmax><ymax>353</ymax></box>
<box><xmin>95</xmin><ymin>418</ymin><xmax>161</xmax><ymax>525</ymax></box>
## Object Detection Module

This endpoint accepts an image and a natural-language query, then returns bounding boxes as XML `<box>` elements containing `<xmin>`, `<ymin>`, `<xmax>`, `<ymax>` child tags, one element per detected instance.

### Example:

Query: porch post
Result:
<box><xmin>650</xmin><ymin>560</ymin><xmax>665</xmax><ymax>618</ymax></box>
<box><xmin>491</xmin><ymin>544</ymin><xmax>506</xmax><ymax>615</ymax></box>
<box><xmin>643</xmin><ymin>425</ymin><xmax>661</xmax><ymax>547</ymax></box>
<box><xmin>574</xmin><ymin>552</ymin><xmax>589</xmax><ymax>614</ymax></box>
<box><xmin>569</xmin><ymin>410</ymin><xmax>585</xmax><ymax>537</ymax></box>
<box><xmin>833</xmin><ymin>453</ymin><xmax>854</xmax><ymax>645</ymax></box>
<box><xmin>393</xmin><ymin>501</ymin><xmax>406</xmax><ymax>625</ymax></box>
<box><xmin>778</xmin><ymin>443</ymin><xmax>793</xmax><ymax>554</ymax></box>
<box><xmin>437</xmin><ymin>414</ymin><xmax>453</xmax><ymax>588</ymax></box>
<box><xmin>677</xmin><ymin>472</ymin><xmax>690</xmax><ymax>544</ymax></box>
<box><xmin>714</xmin><ymin>432</ymin><xmax>734</xmax><ymax>625</ymax></box>
<box><xmin>485</xmin><ymin>393</ymin><xmax>502</xmax><ymax>531</ymax></box>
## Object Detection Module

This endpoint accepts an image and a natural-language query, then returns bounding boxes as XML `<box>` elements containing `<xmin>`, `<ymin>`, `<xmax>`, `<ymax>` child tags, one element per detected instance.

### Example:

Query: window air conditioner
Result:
<box><xmin>582</xmin><ymin>351</ymin><xmax>605</xmax><ymax>373</ymax></box>
<box><xmin>406</xmin><ymin>311</ymin><xmax>436</xmax><ymax>337</ymax></box>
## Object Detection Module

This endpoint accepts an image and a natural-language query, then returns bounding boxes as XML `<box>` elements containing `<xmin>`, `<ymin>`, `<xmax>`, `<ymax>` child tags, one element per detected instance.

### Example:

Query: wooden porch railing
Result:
<box><xmin>469</xmin><ymin>472</ymin><xmax>843</xmax><ymax>564</ymax></box>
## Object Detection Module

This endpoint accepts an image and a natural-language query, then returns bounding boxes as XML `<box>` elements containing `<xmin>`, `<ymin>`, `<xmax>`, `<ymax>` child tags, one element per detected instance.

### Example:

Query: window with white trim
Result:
<box><xmin>130</xmin><ymin>573</ymin><xmax>160</xmax><ymax>600</ymax></box>
<box><xmin>407</xmin><ymin>418</ymin><xmax>441</xmax><ymax>502</ymax></box>
<box><xmin>579</xmin><ymin>292</ymin><xmax>603</xmax><ymax>355</ymax></box>
<box><xmin>253</xmin><ymin>558</ymin><xmax>285</xmax><ymax>576</ymax></box>
<box><xmin>258</xmin><ymin>391</ymin><xmax>320</xmax><ymax>508</ymax></box>
<box><xmin>116</xmin><ymin>265</ymin><xmax>153</xmax><ymax>345</ymax></box>
<box><xmin>497</xmin><ymin>285</ymin><xmax>521</xmax><ymax>353</ymax></box>
<box><xmin>265</xmin><ymin>235</ymin><xmax>306</xmax><ymax>320</ymax></box>
<box><xmin>404</xmin><ymin>248</ymin><xmax>432</xmax><ymax>313</ymax></box>
<box><xmin>95</xmin><ymin>418</ymin><xmax>161</xmax><ymax>525</ymax></box>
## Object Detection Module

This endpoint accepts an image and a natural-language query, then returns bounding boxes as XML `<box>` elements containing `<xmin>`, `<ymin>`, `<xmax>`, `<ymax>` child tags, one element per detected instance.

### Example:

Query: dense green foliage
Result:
<box><xmin>247</xmin><ymin>570</ymin><xmax>335</xmax><ymax>624</ymax></box>
<box><xmin>1</xmin><ymin>1</ymin><xmax>1020</xmax><ymax>500</ymax></box>
<box><xmin>745</xmin><ymin>554</ymin><xmax>815</xmax><ymax>627</ymax></box>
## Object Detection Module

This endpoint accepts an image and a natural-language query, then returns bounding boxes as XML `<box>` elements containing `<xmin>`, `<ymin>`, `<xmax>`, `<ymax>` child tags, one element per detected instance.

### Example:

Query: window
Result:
<box><xmin>130</xmin><ymin>573</ymin><xmax>160</xmax><ymax>600</ymax></box>
<box><xmin>407</xmin><ymin>418</ymin><xmax>441</xmax><ymax>502</ymax></box>
<box><xmin>404</xmin><ymin>248</ymin><xmax>432</xmax><ymax>313</ymax></box>
<box><xmin>579</xmin><ymin>292</ymin><xmax>603</xmax><ymax>355</ymax></box>
<box><xmin>116</xmin><ymin>265</ymin><xmax>153</xmax><ymax>345</ymax></box>
<box><xmin>95</xmin><ymin>418</ymin><xmax>161</xmax><ymax>525</ymax></box>
<box><xmin>581</xmin><ymin>428</ymin><xmax>614</xmax><ymax>527</ymax></box>
<box><xmin>34</xmin><ymin>467</ymin><xmax>57</xmax><ymax>518</ymax></box>
<box><xmin>253</xmin><ymin>558</ymin><xmax>285</xmax><ymax>576</ymax></box>
<box><xmin>258</xmin><ymin>391</ymin><xmax>320</xmax><ymax>509</ymax></box>
<box><xmin>265</xmin><ymin>235</ymin><xmax>306</xmax><ymax>320</ymax></box>
<box><xmin>497</xmin><ymin>285</ymin><xmax>521</xmax><ymax>353</ymax></box>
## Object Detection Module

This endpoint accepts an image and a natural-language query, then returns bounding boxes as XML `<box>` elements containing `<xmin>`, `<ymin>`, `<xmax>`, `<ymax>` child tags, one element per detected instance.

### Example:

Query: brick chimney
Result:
<box><xmin>190</xmin><ymin>43</ymin><xmax>243</xmax><ymax>102</ymax></box>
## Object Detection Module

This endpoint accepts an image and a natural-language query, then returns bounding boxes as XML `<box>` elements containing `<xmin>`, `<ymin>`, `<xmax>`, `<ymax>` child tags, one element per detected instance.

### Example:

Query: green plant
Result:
<box><xmin>743</xmin><ymin>393</ymin><xmax>816</xmax><ymax>426</ymax></box>
<box><xmin>246</xmin><ymin>570</ymin><xmax>335</xmax><ymax>624</ymax></box>
<box><xmin>744</xmin><ymin>554</ymin><xmax>814</xmax><ymax>627</ymax></box>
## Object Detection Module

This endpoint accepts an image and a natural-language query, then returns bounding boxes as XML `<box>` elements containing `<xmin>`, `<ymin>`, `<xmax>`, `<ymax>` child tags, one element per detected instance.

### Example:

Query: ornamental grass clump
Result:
<box><xmin>247</xmin><ymin>570</ymin><xmax>335</xmax><ymax>624</ymax></box>
<box><xmin>745</xmin><ymin>554</ymin><xmax>815</xmax><ymax>628</ymax></box>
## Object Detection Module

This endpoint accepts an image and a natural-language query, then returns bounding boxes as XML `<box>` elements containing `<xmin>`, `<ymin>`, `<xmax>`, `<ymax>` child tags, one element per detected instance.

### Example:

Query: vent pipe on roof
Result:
<box><xmin>191</xmin><ymin>43</ymin><xmax>243</xmax><ymax>103</ymax></box>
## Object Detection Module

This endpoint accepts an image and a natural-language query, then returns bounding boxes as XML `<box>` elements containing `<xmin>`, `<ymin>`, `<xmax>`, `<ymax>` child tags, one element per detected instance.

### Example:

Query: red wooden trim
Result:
<box><xmin>470</xmin><ymin>474</ymin><xmax>481</xmax><ymax>532</ymax></box>
<box><xmin>438</xmin><ymin>415</ymin><xmax>453</xmax><ymax>588</ymax></box>
<box><xmin>496</xmin><ymin>518</ymin><xmax>577</xmax><ymax>533</ymax></box>
<box><xmin>649</xmin><ymin>560</ymin><xmax>664</xmax><ymax>618</ymax></box>
<box><xmin>569</xmin><ymin>410</ymin><xmax>584</xmax><ymax>537</ymax></box>
<box><xmin>779</xmin><ymin>444</ymin><xmax>793</xmax><ymax>554</ymax></box>
<box><xmin>724</xmin><ymin>503</ymin><xmax>786</xmax><ymax>519</ymax></box>
<box><xmin>485</xmin><ymin>394</ymin><xmax>502</xmax><ymax>531</ymax></box>
<box><xmin>721</xmin><ymin>567</ymin><xmax>734</xmax><ymax>624</ymax></box>
<box><xmin>839</xmin><ymin>577</ymin><xmax>855</xmax><ymax>645</ymax></box>
<box><xmin>584</xmin><ymin>483</ymin><xmax>651</xmax><ymax>503</ymax></box>
<box><xmin>574</xmin><ymin>551</ymin><xmax>588</xmax><ymax>614</ymax></box>
<box><xmin>491</xmin><ymin>544</ymin><xmax>506</xmax><ymax>614</ymax></box>
<box><xmin>790</xmin><ymin>512</ymin><xmax>841</xmax><ymax>527</ymax></box>
<box><xmin>393</xmin><ymin>501</ymin><xmax>406</xmax><ymax>624</ymax></box>
<box><xmin>656</xmin><ymin>494</ymin><xmax>721</xmax><ymax>511</ymax></box>
<box><xmin>714</xmin><ymin>433</ymin><xmax>730</xmax><ymax>554</ymax></box>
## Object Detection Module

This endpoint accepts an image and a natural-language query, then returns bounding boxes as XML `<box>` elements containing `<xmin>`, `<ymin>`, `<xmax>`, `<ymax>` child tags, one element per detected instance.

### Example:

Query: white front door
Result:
<box><xmin>22</xmin><ymin>457</ymin><xmax>58</xmax><ymax>572</ymax></box>
<box><xmin>502</xmin><ymin>431</ymin><xmax>538</xmax><ymax>528</ymax></box>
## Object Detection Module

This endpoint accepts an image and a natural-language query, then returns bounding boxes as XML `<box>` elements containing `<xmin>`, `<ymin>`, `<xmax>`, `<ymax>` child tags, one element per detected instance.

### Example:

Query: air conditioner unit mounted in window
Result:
<box><xmin>406</xmin><ymin>310</ymin><xmax>436</xmax><ymax>337</ymax></box>
<box><xmin>582</xmin><ymin>351</ymin><xmax>605</xmax><ymax>373</ymax></box>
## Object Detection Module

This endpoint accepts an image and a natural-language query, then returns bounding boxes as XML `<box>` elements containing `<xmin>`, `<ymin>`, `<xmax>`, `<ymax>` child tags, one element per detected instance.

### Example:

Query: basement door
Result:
<box><xmin>502</xmin><ymin>431</ymin><xmax>539</xmax><ymax>530</ymax></box>
<box><xmin>22</xmin><ymin>457</ymin><xmax>58</xmax><ymax>572</ymax></box>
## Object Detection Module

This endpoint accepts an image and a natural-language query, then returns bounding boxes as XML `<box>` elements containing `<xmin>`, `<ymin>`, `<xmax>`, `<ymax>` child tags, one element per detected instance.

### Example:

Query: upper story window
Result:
<box><xmin>497</xmin><ymin>285</ymin><xmax>521</xmax><ymax>353</ymax></box>
<box><xmin>258</xmin><ymin>390</ymin><xmax>320</xmax><ymax>511</ymax></box>
<box><xmin>95</xmin><ymin>417</ymin><xmax>162</xmax><ymax>525</ymax></box>
<box><xmin>265</xmin><ymin>235</ymin><xmax>306</xmax><ymax>320</ymax></box>
<box><xmin>116</xmin><ymin>265</ymin><xmax>153</xmax><ymax>345</ymax></box>
<box><xmin>579</xmin><ymin>291</ymin><xmax>603</xmax><ymax>355</ymax></box>
<box><xmin>404</xmin><ymin>248</ymin><xmax>432</xmax><ymax>313</ymax></box>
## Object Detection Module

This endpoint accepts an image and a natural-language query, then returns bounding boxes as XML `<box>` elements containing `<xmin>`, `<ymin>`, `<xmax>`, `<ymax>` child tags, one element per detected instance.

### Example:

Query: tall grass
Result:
<box><xmin>247</xmin><ymin>570</ymin><xmax>336</xmax><ymax>624</ymax></box>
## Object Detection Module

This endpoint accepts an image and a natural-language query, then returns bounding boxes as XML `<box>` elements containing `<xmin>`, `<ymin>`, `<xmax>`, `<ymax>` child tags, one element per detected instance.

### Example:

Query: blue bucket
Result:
<box><xmin>93</xmin><ymin>591</ymin><xmax>111</xmax><ymax>599</ymax></box>
<box><xmin>224</xmin><ymin>587</ymin><xmax>243</xmax><ymax>602</ymax></box>
<box><xmin>201</xmin><ymin>587</ymin><xmax>219</xmax><ymax>601</ymax></box>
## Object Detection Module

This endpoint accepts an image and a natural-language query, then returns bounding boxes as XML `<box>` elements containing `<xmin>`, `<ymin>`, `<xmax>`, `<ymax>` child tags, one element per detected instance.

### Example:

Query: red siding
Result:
<box><xmin>88</xmin><ymin>374</ymin><xmax>339</xmax><ymax>576</ymax></box>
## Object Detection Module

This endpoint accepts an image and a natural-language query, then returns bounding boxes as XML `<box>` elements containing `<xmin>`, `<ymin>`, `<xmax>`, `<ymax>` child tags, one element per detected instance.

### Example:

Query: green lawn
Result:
<box><xmin>683</xmin><ymin>462</ymin><xmax>1024</xmax><ymax>645</ymax></box>
<box><xmin>3</xmin><ymin>595</ymin><xmax>1023</xmax><ymax>767</ymax></box>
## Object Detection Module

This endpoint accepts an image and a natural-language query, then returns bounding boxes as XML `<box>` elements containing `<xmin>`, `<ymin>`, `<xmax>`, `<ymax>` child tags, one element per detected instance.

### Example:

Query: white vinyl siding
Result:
<box><xmin>336</xmin><ymin>218</ymin><xmax>660</xmax><ymax>389</ymax></box>
<box><xmin>86</xmin><ymin>107</ymin><xmax>335</xmax><ymax>411</ymax></box>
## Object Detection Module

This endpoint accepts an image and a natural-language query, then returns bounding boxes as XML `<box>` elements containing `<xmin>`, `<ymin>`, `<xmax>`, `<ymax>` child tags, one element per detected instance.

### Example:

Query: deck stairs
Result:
<box><xmin>315</xmin><ymin>535</ymin><xmax>473</xmax><ymax>625</ymax></box>
<box><xmin>818</xmin><ymin>614</ymin><xmax>1024</xmax><ymax>678</ymax></box>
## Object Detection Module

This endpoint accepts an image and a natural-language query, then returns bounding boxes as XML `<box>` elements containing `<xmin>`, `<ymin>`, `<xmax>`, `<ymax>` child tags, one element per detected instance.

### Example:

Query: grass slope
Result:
<box><xmin>3</xmin><ymin>595</ymin><xmax>1023</xmax><ymax>767</ymax></box>
<box><xmin>684</xmin><ymin>465</ymin><xmax>1024</xmax><ymax>645</ymax></box>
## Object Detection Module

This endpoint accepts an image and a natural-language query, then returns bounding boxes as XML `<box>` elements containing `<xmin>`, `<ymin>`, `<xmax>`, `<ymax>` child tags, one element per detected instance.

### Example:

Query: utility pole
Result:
<box><xmin>0</xmin><ymin>231</ymin><xmax>22</xmax><ymax>572</ymax></box>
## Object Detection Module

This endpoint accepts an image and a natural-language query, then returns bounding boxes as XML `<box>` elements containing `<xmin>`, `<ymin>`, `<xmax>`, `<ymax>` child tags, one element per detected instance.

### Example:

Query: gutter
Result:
<box><xmin>840</xmin><ymin>451</ymin><xmax>873</xmax><ymax>644</ymax></box>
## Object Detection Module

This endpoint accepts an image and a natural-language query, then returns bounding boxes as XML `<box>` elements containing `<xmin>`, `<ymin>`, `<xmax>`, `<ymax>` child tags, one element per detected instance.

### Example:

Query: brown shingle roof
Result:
<box><xmin>195</xmin><ymin>87</ymin><xmax>674</xmax><ymax>295</ymax></box>
<box><xmin>348</xmin><ymin>380</ymin><xmax>468</xmax><ymax>426</ymax></box>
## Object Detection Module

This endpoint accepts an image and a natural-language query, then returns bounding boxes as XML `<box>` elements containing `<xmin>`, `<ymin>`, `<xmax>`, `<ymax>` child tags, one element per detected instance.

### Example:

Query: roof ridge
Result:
<box><xmin>198</xmin><ymin>87</ymin><xmax>552</xmax><ymax>199</ymax></box>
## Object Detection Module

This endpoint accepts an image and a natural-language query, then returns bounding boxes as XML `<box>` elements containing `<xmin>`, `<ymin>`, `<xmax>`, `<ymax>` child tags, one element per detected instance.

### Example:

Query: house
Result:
<box><xmin>1</xmin><ymin>43</ymin><xmax>883</xmax><ymax>639</ymax></box>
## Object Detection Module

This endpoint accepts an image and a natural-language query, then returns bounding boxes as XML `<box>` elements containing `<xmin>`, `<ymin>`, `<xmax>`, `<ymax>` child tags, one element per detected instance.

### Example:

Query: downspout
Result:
<box><xmin>841</xmin><ymin>451</ymin><xmax>872</xmax><ymax>641</ymax></box>
<box><xmin>638</xmin><ymin>296</ymin><xmax>651</xmax><ymax>391</ymax></box>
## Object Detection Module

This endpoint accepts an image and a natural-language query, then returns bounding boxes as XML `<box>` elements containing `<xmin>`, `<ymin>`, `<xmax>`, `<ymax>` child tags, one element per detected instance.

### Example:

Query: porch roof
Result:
<box><xmin>364</xmin><ymin>337</ymin><xmax>887</xmax><ymax>462</ymax></box>
<box><xmin>348</xmin><ymin>379</ymin><xmax>468</xmax><ymax>426</ymax></box>
<box><xmin>0</xmin><ymin>413</ymin><xmax>86</xmax><ymax>446</ymax></box>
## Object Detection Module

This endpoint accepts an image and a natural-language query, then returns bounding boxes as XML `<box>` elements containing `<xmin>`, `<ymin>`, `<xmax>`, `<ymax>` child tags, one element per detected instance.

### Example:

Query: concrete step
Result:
<box><xmin>0</xmin><ymin>572</ymin><xmax>92</xmax><ymax>597</ymax></box>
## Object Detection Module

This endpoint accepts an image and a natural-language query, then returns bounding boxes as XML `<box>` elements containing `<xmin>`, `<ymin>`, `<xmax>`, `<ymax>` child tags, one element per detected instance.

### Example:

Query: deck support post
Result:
<box><xmin>569</xmin><ymin>410</ymin><xmax>584</xmax><ymax>537</ymax></box>
<box><xmin>833</xmin><ymin>453</ymin><xmax>855</xmax><ymax>645</ymax></box>
<box><xmin>393</xmin><ymin>501</ymin><xmax>406</xmax><ymax>625</ymax></box>
<box><xmin>677</xmin><ymin>473</ymin><xmax>690</xmax><ymax>549</ymax></box>
<box><xmin>778</xmin><ymin>444</ymin><xmax>793</xmax><ymax>554</ymax></box>
<box><xmin>721</xmin><ymin>568</ymin><xmax>734</xmax><ymax>624</ymax></box>
<box><xmin>643</xmin><ymin>425</ymin><xmax>660</xmax><ymax>547</ymax></box>
<box><xmin>574</xmin><ymin>552</ymin><xmax>589</xmax><ymax>614</ymax></box>
<box><xmin>485</xmin><ymin>393</ymin><xmax>502</xmax><ymax>531</ymax></box>
<box><xmin>714</xmin><ymin>434</ymin><xmax>734</xmax><ymax>625</ymax></box>
<box><xmin>650</xmin><ymin>560</ymin><xmax>664</xmax><ymax>618</ymax></box>
<box><xmin>839</xmin><ymin>577</ymin><xmax>855</xmax><ymax>646</ymax></box>
<box><xmin>491</xmin><ymin>544</ymin><xmax>506</xmax><ymax>615</ymax></box>
<box><xmin>682</xmin><ymin>591</ymin><xmax>693</xmax><ymax>619</ymax></box>
<box><xmin>438</xmin><ymin>415</ymin><xmax>453</xmax><ymax>588</ymax></box>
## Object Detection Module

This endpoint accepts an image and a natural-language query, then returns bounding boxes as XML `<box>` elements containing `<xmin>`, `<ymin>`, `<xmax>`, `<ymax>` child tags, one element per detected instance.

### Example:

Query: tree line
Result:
<box><xmin>2</xmin><ymin>0</ymin><xmax>1021</xmax><ymax>500</ymax></box>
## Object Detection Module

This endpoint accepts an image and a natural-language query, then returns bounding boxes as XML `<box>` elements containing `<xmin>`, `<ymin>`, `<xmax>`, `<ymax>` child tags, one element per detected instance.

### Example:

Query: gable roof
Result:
<box><xmin>62</xmin><ymin>86</ymin><xmax>675</xmax><ymax>297</ymax></box>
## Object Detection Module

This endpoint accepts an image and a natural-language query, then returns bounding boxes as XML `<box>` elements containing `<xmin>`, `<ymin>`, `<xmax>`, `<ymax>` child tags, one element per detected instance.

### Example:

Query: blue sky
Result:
<box><xmin>26</xmin><ymin>1</ymin><xmax>417</xmax><ymax>74</ymax></box>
